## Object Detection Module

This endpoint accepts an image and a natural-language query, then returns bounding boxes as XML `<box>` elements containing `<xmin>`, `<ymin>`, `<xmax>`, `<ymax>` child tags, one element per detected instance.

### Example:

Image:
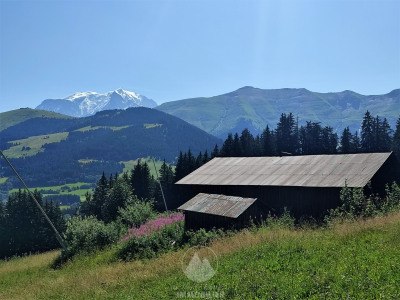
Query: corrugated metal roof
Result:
<box><xmin>178</xmin><ymin>193</ymin><xmax>257</xmax><ymax>218</ymax></box>
<box><xmin>176</xmin><ymin>152</ymin><xmax>392</xmax><ymax>188</ymax></box>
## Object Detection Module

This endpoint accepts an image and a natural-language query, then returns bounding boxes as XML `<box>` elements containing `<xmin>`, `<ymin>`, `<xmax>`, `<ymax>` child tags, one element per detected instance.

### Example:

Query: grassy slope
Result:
<box><xmin>1</xmin><ymin>213</ymin><xmax>400</xmax><ymax>299</ymax></box>
<box><xmin>0</xmin><ymin>108</ymin><xmax>72</xmax><ymax>132</ymax></box>
<box><xmin>3</xmin><ymin>132</ymin><xmax>69</xmax><ymax>158</ymax></box>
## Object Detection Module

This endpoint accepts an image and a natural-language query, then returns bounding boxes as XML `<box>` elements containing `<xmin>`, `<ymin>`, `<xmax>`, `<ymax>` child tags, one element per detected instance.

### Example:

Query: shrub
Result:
<box><xmin>382</xmin><ymin>182</ymin><xmax>400</xmax><ymax>213</ymax></box>
<box><xmin>116</xmin><ymin>213</ymin><xmax>184</xmax><ymax>261</ymax></box>
<box><xmin>184</xmin><ymin>228</ymin><xmax>225</xmax><ymax>246</ymax></box>
<box><xmin>56</xmin><ymin>216</ymin><xmax>119</xmax><ymax>264</ymax></box>
<box><xmin>118</xmin><ymin>197</ymin><xmax>156</xmax><ymax>228</ymax></box>
<box><xmin>262</xmin><ymin>207</ymin><xmax>295</xmax><ymax>229</ymax></box>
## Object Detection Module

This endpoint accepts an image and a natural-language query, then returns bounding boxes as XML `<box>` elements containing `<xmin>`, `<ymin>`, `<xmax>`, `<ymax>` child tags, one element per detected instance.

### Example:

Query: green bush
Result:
<box><xmin>325</xmin><ymin>182</ymin><xmax>400</xmax><ymax>225</ymax></box>
<box><xmin>115</xmin><ymin>220</ymin><xmax>184</xmax><ymax>261</ymax></box>
<box><xmin>382</xmin><ymin>182</ymin><xmax>400</xmax><ymax>213</ymax></box>
<box><xmin>262</xmin><ymin>207</ymin><xmax>295</xmax><ymax>229</ymax></box>
<box><xmin>184</xmin><ymin>228</ymin><xmax>225</xmax><ymax>246</ymax></box>
<box><xmin>55</xmin><ymin>216</ymin><xmax>119</xmax><ymax>265</ymax></box>
<box><xmin>118</xmin><ymin>197</ymin><xmax>155</xmax><ymax>228</ymax></box>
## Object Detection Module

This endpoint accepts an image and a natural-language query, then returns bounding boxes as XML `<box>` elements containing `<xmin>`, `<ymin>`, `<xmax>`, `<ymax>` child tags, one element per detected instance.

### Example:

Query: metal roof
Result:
<box><xmin>178</xmin><ymin>193</ymin><xmax>257</xmax><ymax>218</ymax></box>
<box><xmin>176</xmin><ymin>152</ymin><xmax>392</xmax><ymax>188</ymax></box>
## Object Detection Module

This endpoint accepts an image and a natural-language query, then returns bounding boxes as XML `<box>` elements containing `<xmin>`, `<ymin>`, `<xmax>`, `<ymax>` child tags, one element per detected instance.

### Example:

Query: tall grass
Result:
<box><xmin>1</xmin><ymin>212</ymin><xmax>400</xmax><ymax>299</ymax></box>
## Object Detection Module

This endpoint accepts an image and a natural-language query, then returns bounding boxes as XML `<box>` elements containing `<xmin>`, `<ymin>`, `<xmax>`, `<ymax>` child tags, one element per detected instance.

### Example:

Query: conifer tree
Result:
<box><xmin>276</xmin><ymin>113</ymin><xmax>297</xmax><ymax>155</ymax></box>
<box><xmin>87</xmin><ymin>172</ymin><xmax>109</xmax><ymax>219</ymax></box>
<box><xmin>239</xmin><ymin>129</ymin><xmax>255</xmax><ymax>156</ymax></box>
<box><xmin>352</xmin><ymin>131</ymin><xmax>361</xmax><ymax>153</ymax></box>
<box><xmin>232</xmin><ymin>133</ymin><xmax>241</xmax><ymax>156</ymax></box>
<box><xmin>361</xmin><ymin>111</ymin><xmax>374</xmax><ymax>152</ymax></box>
<box><xmin>130</xmin><ymin>160</ymin><xmax>152</xmax><ymax>200</ymax></box>
<box><xmin>393</xmin><ymin>115</ymin><xmax>400</xmax><ymax>156</ymax></box>
<box><xmin>220</xmin><ymin>133</ymin><xmax>234</xmax><ymax>156</ymax></box>
<box><xmin>102</xmin><ymin>177</ymin><xmax>133</xmax><ymax>222</ymax></box>
<box><xmin>261</xmin><ymin>125</ymin><xmax>276</xmax><ymax>156</ymax></box>
<box><xmin>174</xmin><ymin>151</ymin><xmax>185</xmax><ymax>182</ymax></box>
<box><xmin>340</xmin><ymin>127</ymin><xmax>353</xmax><ymax>154</ymax></box>
<box><xmin>211</xmin><ymin>144</ymin><xmax>219</xmax><ymax>158</ymax></box>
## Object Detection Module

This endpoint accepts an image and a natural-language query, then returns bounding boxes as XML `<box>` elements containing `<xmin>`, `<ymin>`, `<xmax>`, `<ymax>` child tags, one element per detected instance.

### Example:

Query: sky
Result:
<box><xmin>0</xmin><ymin>0</ymin><xmax>399</xmax><ymax>113</ymax></box>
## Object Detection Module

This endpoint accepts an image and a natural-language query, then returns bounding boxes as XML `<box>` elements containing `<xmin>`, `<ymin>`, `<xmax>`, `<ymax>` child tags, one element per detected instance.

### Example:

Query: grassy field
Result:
<box><xmin>1</xmin><ymin>212</ymin><xmax>399</xmax><ymax>299</ymax></box>
<box><xmin>3</xmin><ymin>132</ymin><xmax>69</xmax><ymax>158</ymax></box>
<box><xmin>74</xmin><ymin>125</ymin><xmax>132</xmax><ymax>132</ymax></box>
<box><xmin>8</xmin><ymin>182</ymin><xmax>93</xmax><ymax>201</ymax></box>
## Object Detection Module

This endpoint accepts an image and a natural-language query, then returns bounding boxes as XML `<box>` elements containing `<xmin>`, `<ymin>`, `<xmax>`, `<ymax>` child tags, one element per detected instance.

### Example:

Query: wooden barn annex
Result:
<box><xmin>178</xmin><ymin>193</ymin><xmax>258</xmax><ymax>231</ymax></box>
<box><xmin>176</xmin><ymin>152</ymin><xmax>400</xmax><ymax>229</ymax></box>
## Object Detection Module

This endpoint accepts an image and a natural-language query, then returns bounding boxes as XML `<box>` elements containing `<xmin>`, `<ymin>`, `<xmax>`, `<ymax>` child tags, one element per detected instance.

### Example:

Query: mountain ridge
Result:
<box><xmin>156</xmin><ymin>87</ymin><xmax>400</xmax><ymax>138</ymax></box>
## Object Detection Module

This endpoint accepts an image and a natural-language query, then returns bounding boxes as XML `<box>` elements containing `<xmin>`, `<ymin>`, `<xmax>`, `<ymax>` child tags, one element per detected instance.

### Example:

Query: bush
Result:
<box><xmin>184</xmin><ymin>228</ymin><xmax>225</xmax><ymax>246</ymax></box>
<box><xmin>55</xmin><ymin>216</ymin><xmax>119</xmax><ymax>264</ymax></box>
<box><xmin>382</xmin><ymin>182</ymin><xmax>400</xmax><ymax>213</ymax></box>
<box><xmin>118</xmin><ymin>197</ymin><xmax>156</xmax><ymax>228</ymax></box>
<box><xmin>116</xmin><ymin>213</ymin><xmax>184</xmax><ymax>261</ymax></box>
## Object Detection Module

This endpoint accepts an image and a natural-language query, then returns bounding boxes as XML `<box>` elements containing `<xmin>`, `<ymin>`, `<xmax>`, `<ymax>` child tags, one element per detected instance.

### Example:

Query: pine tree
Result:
<box><xmin>220</xmin><ymin>133</ymin><xmax>234</xmax><ymax>156</ymax></box>
<box><xmin>239</xmin><ymin>129</ymin><xmax>255</xmax><ymax>156</ymax></box>
<box><xmin>130</xmin><ymin>160</ymin><xmax>152</xmax><ymax>200</ymax></box>
<box><xmin>393</xmin><ymin>115</ymin><xmax>400</xmax><ymax>156</ymax></box>
<box><xmin>89</xmin><ymin>172</ymin><xmax>109</xmax><ymax>218</ymax></box>
<box><xmin>211</xmin><ymin>144</ymin><xmax>219</xmax><ymax>158</ymax></box>
<box><xmin>202</xmin><ymin>150</ymin><xmax>209</xmax><ymax>164</ymax></box>
<box><xmin>261</xmin><ymin>125</ymin><xmax>276</xmax><ymax>156</ymax></box>
<box><xmin>232</xmin><ymin>133</ymin><xmax>241</xmax><ymax>156</ymax></box>
<box><xmin>174</xmin><ymin>151</ymin><xmax>185</xmax><ymax>182</ymax></box>
<box><xmin>379</xmin><ymin>117</ymin><xmax>392</xmax><ymax>152</ymax></box>
<box><xmin>276</xmin><ymin>113</ymin><xmax>297</xmax><ymax>155</ymax></box>
<box><xmin>321</xmin><ymin>126</ymin><xmax>338</xmax><ymax>154</ymax></box>
<box><xmin>195</xmin><ymin>152</ymin><xmax>203</xmax><ymax>168</ymax></box>
<box><xmin>352</xmin><ymin>131</ymin><xmax>361</xmax><ymax>153</ymax></box>
<box><xmin>361</xmin><ymin>111</ymin><xmax>375</xmax><ymax>152</ymax></box>
<box><xmin>340</xmin><ymin>127</ymin><xmax>353</xmax><ymax>154</ymax></box>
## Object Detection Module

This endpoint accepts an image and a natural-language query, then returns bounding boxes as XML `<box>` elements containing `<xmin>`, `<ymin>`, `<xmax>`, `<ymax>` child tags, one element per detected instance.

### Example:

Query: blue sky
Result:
<box><xmin>0</xmin><ymin>0</ymin><xmax>399</xmax><ymax>112</ymax></box>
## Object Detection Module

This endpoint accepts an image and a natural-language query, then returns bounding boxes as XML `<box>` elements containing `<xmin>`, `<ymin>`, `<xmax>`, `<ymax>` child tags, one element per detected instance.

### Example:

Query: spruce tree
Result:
<box><xmin>232</xmin><ymin>133</ymin><xmax>241</xmax><ymax>156</ymax></box>
<box><xmin>131</xmin><ymin>160</ymin><xmax>152</xmax><ymax>200</ymax></box>
<box><xmin>361</xmin><ymin>111</ymin><xmax>375</xmax><ymax>152</ymax></box>
<box><xmin>239</xmin><ymin>129</ymin><xmax>255</xmax><ymax>156</ymax></box>
<box><xmin>220</xmin><ymin>133</ymin><xmax>234</xmax><ymax>156</ymax></box>
<box><xmin>211</xmin><ymin>144</ymin><xmax>219</xmax><ymax>158</ymax></box>
<box><xmin>340</xmin><ymin>127</ymin><xmax>353</xmax><ymax>154</ymax></box>
<box><xmin>393</xmin><ymin>115</ymin><xmax>400</xmax><ymax>156</ymax></box>
<box><xmin>276</xmin><ymin>113</ymin><xmax>297</xmax><ymax>155</ymax></box>
<box><xmin>261</xmin><ymin>125</ymin><xmax>276</xmax><ymax>156</ymax></box>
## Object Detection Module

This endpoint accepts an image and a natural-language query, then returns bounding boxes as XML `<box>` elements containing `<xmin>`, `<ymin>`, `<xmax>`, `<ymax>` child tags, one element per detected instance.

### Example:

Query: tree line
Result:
<box><xmin>0</xmin><ymin>190</ymin><xmax>65</xmax><ymax>258</ymax></box>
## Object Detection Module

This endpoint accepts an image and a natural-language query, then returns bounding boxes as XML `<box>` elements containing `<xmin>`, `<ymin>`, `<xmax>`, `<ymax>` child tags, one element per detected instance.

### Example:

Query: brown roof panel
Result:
<box><xmin>178</xmin><ymin>193</ymin><xmax>257</xmax><ymax>218</ymax></box>
<box><xmin>175</xmin><ymin>153</ymin><xmax>392</xmax><ymax>188</ymax></box>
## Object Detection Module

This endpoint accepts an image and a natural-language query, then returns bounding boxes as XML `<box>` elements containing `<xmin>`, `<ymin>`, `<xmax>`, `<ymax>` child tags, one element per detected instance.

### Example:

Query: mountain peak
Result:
<box><xmin>36</xmin><ymin>89</ymin><xmax>157</xmax><ymax>117</ymax></box>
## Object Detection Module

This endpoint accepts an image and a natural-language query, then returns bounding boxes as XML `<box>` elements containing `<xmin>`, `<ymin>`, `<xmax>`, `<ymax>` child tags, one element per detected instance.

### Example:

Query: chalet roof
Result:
<box><xmin>176</xmin><ymin>152</ymin><xmax>392</xmax><ymax>188</ymax></box>
<box><xmin>178</xmin><ymin>193</ymin><xmax>257</xmax><ymax>218</ymax></box>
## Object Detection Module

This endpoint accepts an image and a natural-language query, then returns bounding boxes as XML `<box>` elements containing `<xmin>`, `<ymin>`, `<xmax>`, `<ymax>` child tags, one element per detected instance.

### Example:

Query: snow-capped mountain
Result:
<box><xmin>36</xmin><ymin>88</ymin><xmax>157</xmax><ymax>117</ymax></box>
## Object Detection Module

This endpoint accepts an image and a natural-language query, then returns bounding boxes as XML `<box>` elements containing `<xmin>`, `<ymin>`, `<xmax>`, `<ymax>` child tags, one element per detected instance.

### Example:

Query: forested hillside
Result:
<box><xmin>0</xmin><ymin>107</ymin><xmax>221</xmax><ymax>199</ymax></box>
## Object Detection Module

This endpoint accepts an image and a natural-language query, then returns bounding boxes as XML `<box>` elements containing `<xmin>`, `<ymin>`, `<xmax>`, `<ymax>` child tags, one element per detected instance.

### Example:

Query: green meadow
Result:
<box><xmin>1</xmin><ymin>212</ymin><xmax>399</xmax><ymax>299</ymax></box>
